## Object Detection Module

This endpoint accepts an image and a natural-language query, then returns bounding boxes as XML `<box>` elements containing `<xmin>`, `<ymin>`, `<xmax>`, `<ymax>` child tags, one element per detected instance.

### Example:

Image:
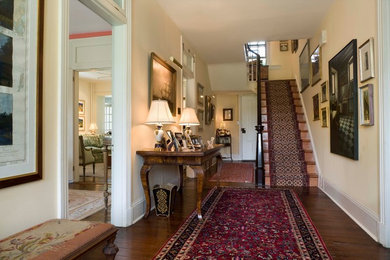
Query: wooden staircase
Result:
<box><xmin>261</xmin><ymin>80</ymin><xmax>318</xmax><ymax>187</ymax></box>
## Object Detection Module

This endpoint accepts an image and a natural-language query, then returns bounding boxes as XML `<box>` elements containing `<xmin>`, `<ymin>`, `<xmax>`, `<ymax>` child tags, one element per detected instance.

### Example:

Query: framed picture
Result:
<box><xmin>174</xmin><ymin>132</ymin><xmax>184</xmax><ymax>147</ymax></box>
<box><xmin>150</xmin><ymin>52</ymin><xmax>177</xmax><ymax>116</ymax></box>
<box><xmin>0</xmin><ymin>0</ymin><xmax>44</xmax><ymax>189</ymax></box>
<box><xmin>359</xmin><ymin>84</ymin><xmax>374</xmax><ymax>126</ymax></box>
<box><xmin>321</xmin><ymin>81</ymin><xmax>328</xmax><ymax>103</ymax></box>
<box><xmin>311</xmin><ymin>46</ymin><xmax>321</xmax><ymax>86</ymax></box>
<box><xmin>79</xmin><ymin>117</ymin><xmax>85</xmax><ymax>131</ymax></box>
<box><xmin>359</xmin><ymin>38</ymin><xmax>375</xmax><ymax>82</ymax></box>
<box><xmin>312</xmin><ymin>94</ymin><xmax>320</xmax><ymax>121</ymax></box>
<box><xmin>204</xmin><ymin>96</ymin><xmax>215</xmax><ymax>125</ymax></box>
<box><xmin>329</xmin><ymin>39</ymin><xmax>358</xmax><ymax>160</ymax></box>
<box><xmin>321</xmin><ymin>107</ymin><xmax>328</xmax><ymax>127</ymax></box>
<box><xmin>299</xmin><ymin>40</ymin><xmax>310</xmax><ymax>92</ymax></box>
<box><xmin>223</xmin><ymin>108</ymin><xmax>233</xmax><ymax>121</ymax></box>
<box><xmin>166</xmin><ymin>130</ymin><xmax>179</xmax><ymax>151</ymax></box>
<box><xmin>78</xmin><ymin>100</ymin><xmax>85</xmax><ymax>115</ymax></box>
<box><xmin>280</xmin><ymin>40</ymin><xmax>289</xmax><ymax>51</ymax></box>
<box><xmin>197</xmin><ymin>83</ymin><xmax>204</xmax><ymax>106</ymax></box>
<box><xmin>190</xmin><ymin>135</ymin><xmax>202</xmax><ymax>149</ymax></box>
<box><xmin>197</xmin><ymin>109</ymin><xmax>204</xmax><ymax>131</ymax></box>
<box><xmin>291</xmin><ymin>39</ymin><xmax>299</xmax><ymax>53</ymax></box>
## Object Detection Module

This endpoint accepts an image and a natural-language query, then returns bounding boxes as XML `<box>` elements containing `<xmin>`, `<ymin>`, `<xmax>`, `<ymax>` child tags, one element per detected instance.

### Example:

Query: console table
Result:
<box><xmin>136</xmin><ymin>145</ymin><xmax>223</xmax><ymax>219</ymax></box>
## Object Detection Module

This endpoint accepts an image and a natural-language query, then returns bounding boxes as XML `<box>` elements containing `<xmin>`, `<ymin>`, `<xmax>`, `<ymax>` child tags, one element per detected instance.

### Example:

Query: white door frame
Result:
<box><xmin>60</xmin><ymin>0</ymin><xmax>132</xmax><ymax>226</ymax></box>
<box><xmin>378</xmin><ymin>0</ymin><xmax>390</xmax><ymax>247</ymax></box>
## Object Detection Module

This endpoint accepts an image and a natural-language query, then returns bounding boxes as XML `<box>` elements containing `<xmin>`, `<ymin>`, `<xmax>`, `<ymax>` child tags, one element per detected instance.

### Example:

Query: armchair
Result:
<box><xmin>79</xmin><ymin>135</ymin><xmax>96</xmax><ymax>177</ymax></box>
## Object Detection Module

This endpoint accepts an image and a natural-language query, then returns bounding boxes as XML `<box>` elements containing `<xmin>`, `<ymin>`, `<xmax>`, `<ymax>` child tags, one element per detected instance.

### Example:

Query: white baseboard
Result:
<box><xmin>319</xmin><ymin>177</ymin><xmax>379</xmax><ymax>241</ymax></box>
<box><xmin>131</xmin><ymin>198</ymin><xmax>145</xmax><ymax>224</ymax></box>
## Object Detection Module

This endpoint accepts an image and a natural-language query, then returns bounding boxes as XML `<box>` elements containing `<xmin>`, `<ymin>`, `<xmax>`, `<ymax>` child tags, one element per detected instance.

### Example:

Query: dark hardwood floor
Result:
<box><xmin>71</xmin><ymin>179</ymin><xmax>390</xmax><ymax>259</ymax></box>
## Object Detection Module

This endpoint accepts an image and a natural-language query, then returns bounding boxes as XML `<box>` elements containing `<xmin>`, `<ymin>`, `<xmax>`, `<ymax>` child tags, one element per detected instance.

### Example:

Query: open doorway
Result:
<box><xmin>69</xmin><ymin>69</ymin><xmax>112</xmax><ymax>222</ymax></box>
<box><xmin>67</xmin><ymin>0</ymin><xmax>113</xmax><ymax>222</ymax></box>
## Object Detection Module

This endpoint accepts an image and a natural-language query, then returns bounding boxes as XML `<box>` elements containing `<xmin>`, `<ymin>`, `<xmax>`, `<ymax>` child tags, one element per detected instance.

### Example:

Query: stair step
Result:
<box><xmin>292</xmin><ymin>93</ymin><xmax>300</xmax><ymax>99</ymax></box>
<box><xmin>262</xmin><ymin>123</ymin><xmax>268</xmax><ymax>132</ymax></box>
<box><xmin>297</xmin><ymin>114</ymin><xmax>306</xmax><ymax>122</ymax></box>
<box><xmin>263</xmin><ymin>141</ymin><xmax>269</xmax><ymax>151</ymax></box>
<box><xmin>309</xmin><ymin>174</ymin><xmax>318</xmax><ymax>187</ymax></box>
<box><xmin>302</xmin><ymin>141</ymin><xmax>312</xmax><ymax>150</ymax></box>
<box><xmin>262</xmin><ymin>115</ymin><xmax>267</xmax><ymax>123</ymax></box>
<box><xmin>296</xmin><ymin>107</ymin><xmax>304</xmax><ymax>114</ymax></box>
<box><xmin>261</xmin><ymin>100</ymin><xmax>267</xmax><ymax>107</ymax></box>
<box><xmin>300</xmin><ymin>131</ymin><xmax>310</xmax><ymax>139</ymax></box>
<box><xmin>299</xmin><ymin>123</ymin><xmax>308</xmax><ymax>131</ymax></box>
<box><xmin>307</xmin><ymin>164</ymin><xmax>317</xmax><ymax>174</ymax></box>
<box><xmin>294</xmin><ymin>99</ymin><xmax>302</xmax><ymax>106</ymax></box>
<box><xmin>261</xmin><ymin>107</ymin><xmax>267</xmax><ymax>114</ymax></box>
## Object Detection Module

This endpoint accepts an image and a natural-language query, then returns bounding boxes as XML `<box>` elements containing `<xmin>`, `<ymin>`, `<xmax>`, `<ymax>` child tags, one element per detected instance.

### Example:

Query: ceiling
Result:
<box><xmin>69</xmin><ymin>0</ymin><xmax>334</xmax><ymax>64</ymax></box>
<box><xmin>155</xmin><ymin>0</ymin><xmax>334</xmax><ymax>64</ymax></box>
<box><xmin>69</xmin><ymin>0</ymin><xmax>111</xmax><ymax>35</ymax></box>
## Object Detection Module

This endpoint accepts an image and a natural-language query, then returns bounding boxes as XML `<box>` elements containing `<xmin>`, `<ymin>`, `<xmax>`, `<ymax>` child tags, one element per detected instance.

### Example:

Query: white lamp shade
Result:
<box><xmin>179</xmin><ymin>107</ymin><xmax>200</xmax><ymax>126</ymax></box>
<box><xmin>89</xmin><ymin>123</ymin><xmax>98</xmax><ymax>131</ymax></box>
<box><xmin>145</xmin><ymin>100</ymin><xmax>175</xmax><ymax>125</ymax></box>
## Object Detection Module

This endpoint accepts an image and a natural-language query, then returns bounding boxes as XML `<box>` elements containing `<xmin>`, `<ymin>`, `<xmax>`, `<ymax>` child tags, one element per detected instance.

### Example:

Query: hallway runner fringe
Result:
<box><xmin>209</xmin><ymin>162</ymin><xmax>254</xmax><ymax>183</ymax></box>
<box><xmin>154</xmin><ymin>187</ymin><xmax>332</xmax><ymax>259</ymax></box>
<box><xmin>266</xmin><ymin>80</ymin><xmax>308</xmax><ymax>186</ymax></box>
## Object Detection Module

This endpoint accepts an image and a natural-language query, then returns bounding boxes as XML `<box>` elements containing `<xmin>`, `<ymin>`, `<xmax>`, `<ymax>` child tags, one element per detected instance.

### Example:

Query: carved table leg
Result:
<box><xmin>178</xmin><ymin>165</ymin><xmax>184</xmax><ymax>192</ymax></box>
<box><xmin>103</xmin><ymin>235</ymin><xmax>119</xmax><ymax>260</ymax></box>
<box><xmin>216</xmin><ymin>153</ymin><xmax>223</xmax><ymax>187</ymax></box>
<box><xmin>191</xmin><ymin>165</ymin><xmax>205</xmax><ymax>220</ymax></box>
<box><xmin>140</xmin><ymin>164</ymin><xmax>152</xmax><ymax>218</ymax></box>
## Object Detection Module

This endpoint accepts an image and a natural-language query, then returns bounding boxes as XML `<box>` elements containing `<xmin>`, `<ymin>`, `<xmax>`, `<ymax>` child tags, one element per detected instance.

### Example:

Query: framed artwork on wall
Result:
<box><xmin>311</xmin><ymin>46</ymin><xmax>321</xmax><ymax>86</ymax></box>
<box><xmin>197</xmin><ymin>109</ymin><xmax>204</xmax><ymax>131</ymax></box>
<box><xmin>321</xmin><ymin>107</ymin><xmax>328</xmax><ymax>127</ymax></box>
<box><xmin>78</xmin><ymin>100</ymin><xmax>85</xmax><ymax>115</ymax></box>
<box><xmin>329</xmin><ymin>39</ymin><xmax>359</xmax><ymax>160</ymax></box>
<box><xmin>204</xmin><ymin>96</ymin><xmax>215</xmax><ymax>125</ymax></box>
<box><xmin>0</xmin><ymin>0</ymin><xmax>44</xmax><ymax>189</ymax></box>
<box><xmin>299</xmin><ymin>40</ymin><xmax>310</xmax><ymax>92</ymax></box>
<box><xmin>359</xmin><ymin>84</ymin><xmax>374</xmax><ymax>126</ymax></box>
<box><xmin>359</xmin><ymin>38</ymin><xmax>375</xmax><ymax>82</ymax></box>
<box><xmin>280</xmin><ymin>40</ymin><xmax>289</xmax><ymax>51</ymax></box>
<box><xmin>79</xmin><ymin>117</ymin><xmax>85</xmax><ymax>131</ymax></box>
<box><xmin>150</xmin><ymin>52</ymin><xmax>177</xmax><ymax>116</ymax></box>
<box><xmin>321</xmin><ymin>81</ymin><xmax>328</xmax><ymax>103</ymax></box>
<box><xmin>197</xmin><ymin>83</ymin><xmax>204</xmax><ymax>106</ymax></box>
<box><xmin>312</xmin><ymin>94</ymin><xmax>319</xmax><ymax>121</ymax></box>
<box><xmin>291</xmin><ymin>39</ymin><xmax>298</xmax><ymax>53</ymax></box>
<box><xmin>223</xmin><ymin>108</ymin><xmax>233</xmax><ymax>121</ymax></box>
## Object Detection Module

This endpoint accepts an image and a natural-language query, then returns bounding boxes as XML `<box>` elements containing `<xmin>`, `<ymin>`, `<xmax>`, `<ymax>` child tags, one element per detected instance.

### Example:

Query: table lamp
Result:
<box><xmin>179</xmin><ymin>107</ymin><xmax>200</xmax><ymax>136</ymax></box>
<box><xmin>89</xmin><ymin>123</ymin><xmax>98</xmax><ymax>134</ymax></box>
<box><xmin>145</xmin><ymin>100</ymin><xmax>175</xmax><ymax>149</ymax></box>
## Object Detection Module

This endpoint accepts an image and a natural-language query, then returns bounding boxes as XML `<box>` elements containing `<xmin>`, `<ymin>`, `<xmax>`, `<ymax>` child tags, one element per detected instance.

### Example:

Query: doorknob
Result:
<box><xmin>241</xmin><ymin>128</ymin><xmax>246</xmax><ymax>134</ymax></box>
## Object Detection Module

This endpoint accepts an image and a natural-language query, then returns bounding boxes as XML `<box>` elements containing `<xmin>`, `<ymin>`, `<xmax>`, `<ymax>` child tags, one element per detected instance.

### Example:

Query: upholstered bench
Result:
<box><xmin>0</xmin><ymin>219</ymin><xmax>118</xmax><ymax>259</ymax></box>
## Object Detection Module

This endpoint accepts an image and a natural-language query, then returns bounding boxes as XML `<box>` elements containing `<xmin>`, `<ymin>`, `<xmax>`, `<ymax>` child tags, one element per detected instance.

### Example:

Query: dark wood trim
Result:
<box><xmin>0</xmin><ymin>0</ymin><xmax>44</xmax><ymax>189</ymax></box>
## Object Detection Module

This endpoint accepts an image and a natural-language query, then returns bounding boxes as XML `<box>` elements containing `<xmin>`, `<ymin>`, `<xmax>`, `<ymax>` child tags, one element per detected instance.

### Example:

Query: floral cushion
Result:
<box><xmin>0</xmin><ymin>219</ymin><xmax>115</xmax><ymax>259</ymax></box>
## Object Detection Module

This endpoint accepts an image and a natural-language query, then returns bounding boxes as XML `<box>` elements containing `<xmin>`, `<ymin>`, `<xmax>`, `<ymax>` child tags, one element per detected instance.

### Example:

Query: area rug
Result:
<box><xmin>266</xmin><ymin>80</ymin><xmax>308</xmax><ymax>186</ymax></box>
<box><xmin>209</xmin><ymin>162</ymin><xmax>254</xmax><ymax>183</ymax></box>
<box><xmin>68</xmin><ymin>189</ymin><xmax>110</xmax><ymax>220</ymax></box>
<box><xmin>154</xmin><ymin>187</ymin><xmax>332</xmax><ymax>259</ymax></box>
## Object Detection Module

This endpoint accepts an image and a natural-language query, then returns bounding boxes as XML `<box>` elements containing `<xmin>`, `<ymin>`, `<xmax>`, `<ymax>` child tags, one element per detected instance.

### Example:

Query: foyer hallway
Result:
<box><xmin>83</xmin><ymin>179</ymin><xmax>390</xmax><ymax>259</ymax></box>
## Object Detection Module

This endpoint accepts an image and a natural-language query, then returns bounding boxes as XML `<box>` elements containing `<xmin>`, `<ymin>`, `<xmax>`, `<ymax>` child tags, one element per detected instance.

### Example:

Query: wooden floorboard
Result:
<box><xmin>71</xmin><ymin>179</ymin><xmax>390</xmax><ymax>259</ymax></box>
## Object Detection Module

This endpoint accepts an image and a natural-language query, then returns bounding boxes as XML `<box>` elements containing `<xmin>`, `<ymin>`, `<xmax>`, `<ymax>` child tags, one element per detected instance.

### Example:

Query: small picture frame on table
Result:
<box><xmin>359</xmin><ymin>84</ymin><xmax>374</xmax><ymax>126</ymax></box>
<box><xmin>166</xmin><ymin>130</ymin><xmax>180</xmax><ymax>151</ymax></box>
<box><xmin>359</xmin><ymin>38</ymin><xmax>375</xmax><ymax>82</ymax></box>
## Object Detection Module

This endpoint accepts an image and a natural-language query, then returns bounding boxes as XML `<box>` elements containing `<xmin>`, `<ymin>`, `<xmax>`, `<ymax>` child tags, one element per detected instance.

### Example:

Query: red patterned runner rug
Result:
<box><xmin>209</xmin><ymin>162</ymin><xmax>254</xmax><ymax>183</ymax></box>
<box><xmin>154</xmin><ymin>187</ymin><xmax>332</xmax><ymax>259</ymax></box>
<box><xmin>266</xmin><ymin>80</ymin><xmax>308</xmax><ymax>186</ymax></box>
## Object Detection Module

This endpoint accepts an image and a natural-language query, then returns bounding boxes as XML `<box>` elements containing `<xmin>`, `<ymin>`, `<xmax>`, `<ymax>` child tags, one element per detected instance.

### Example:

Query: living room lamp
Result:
<box><xmin>179</xmin><ymin>107</ymin><xmax>200</xmax><ymax>136</ymax></box>
<box><xmin>145</xmin><ymin>100</ymin><xmax>175</xmax><ymax>149</ymax></box>
<box><xmin>89</xmin><ymin>123</ymin><xmax>98</xmax><ymax>134</ymax></box>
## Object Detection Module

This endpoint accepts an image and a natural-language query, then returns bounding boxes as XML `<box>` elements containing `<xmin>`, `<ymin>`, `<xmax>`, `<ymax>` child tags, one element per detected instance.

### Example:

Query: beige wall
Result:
<box><xmin>208</xmin><ymin>62</ymin><xmax>249</xmax><ymax>92</ymax></box>
<box><xmin>295</xmin><ymin>0</ymin><xmax>379</xmax><ymax>216</ymax></box>
<box><xmin>0</xmin><ymin>0</ymin><xmax>60</xmax><ymax>239</ymax></box>
<box><xmin>268</xmin><ymin>41</ymin><xmax>295</xmax><ymax>80</ymax></box>
<box><xmin>215</xmin><ymin>94</ymin><xmax>240</xmax><ymax>159</ymax></box>
<box><xmin>131</xmin><ymin>0</ymin><xmax>214</xmax><ymax>210</ymax></box>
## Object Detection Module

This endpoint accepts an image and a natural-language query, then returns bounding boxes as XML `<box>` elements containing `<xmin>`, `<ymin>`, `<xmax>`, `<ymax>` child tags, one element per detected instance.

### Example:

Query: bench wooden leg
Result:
<box><xmin>103</xmin><ymin>236</ymin><xmax>119</xmax><ymax>260</ymax></box>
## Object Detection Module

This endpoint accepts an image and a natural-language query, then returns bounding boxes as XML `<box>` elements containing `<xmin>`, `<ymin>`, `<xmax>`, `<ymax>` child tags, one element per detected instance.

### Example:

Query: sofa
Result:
<box><xmin>82</xmin><ymin>134</ymin><xmax>105</xmax><ymax>163</ymax></box>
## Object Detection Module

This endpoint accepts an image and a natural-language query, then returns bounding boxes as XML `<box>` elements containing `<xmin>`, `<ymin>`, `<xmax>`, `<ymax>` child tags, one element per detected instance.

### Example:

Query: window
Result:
<box><xmin>104</xmin><ymin>96</ymin><xmax>112</xmax><ymax>133</ymax></box>
<box><xmin>246</xmin><ymin>41</ymin><xmax>267</xmax><ymax>65</ymax></box>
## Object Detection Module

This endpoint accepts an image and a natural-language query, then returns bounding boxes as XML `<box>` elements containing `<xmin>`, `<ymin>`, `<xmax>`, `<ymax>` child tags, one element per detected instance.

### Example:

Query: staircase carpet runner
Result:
<box><xmin>154</xmin><ymin>187</ymin><xmax>332</xmax><ymax>259</ymax></box>
<box><xmin>209</xmin><ymin>162</ymin><xmax>254</xmax><ymax>183</ymax></box>
<box><xmin>266</xmin><ymin>80</ymin><xmax>308</xmax><ymax>186</ymax></box>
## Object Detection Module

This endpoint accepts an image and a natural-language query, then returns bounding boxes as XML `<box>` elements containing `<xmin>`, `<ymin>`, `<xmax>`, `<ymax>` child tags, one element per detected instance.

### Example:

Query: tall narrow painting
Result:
<box><xmin>299</xmin><ymin>40</ymin><xmax>310</xmax><ymax>92</ymax></box>
<box><xmin>328</xmin><ymin>40</ymin><xmax>359</xmax><ymax>160</ymax></box>
<box><xmin>0</xmin><ymin>0</ymin><xmax>44</xmax><ymax>188</ymax></box>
